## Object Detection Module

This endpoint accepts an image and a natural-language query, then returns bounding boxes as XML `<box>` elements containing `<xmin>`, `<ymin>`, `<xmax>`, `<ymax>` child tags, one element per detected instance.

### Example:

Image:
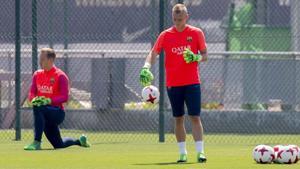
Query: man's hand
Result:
<box><xmin>183</xmin><ymin>48</ymin><xmax>202</xmax><ymax>63</ymax></box>
<box><xmin>31</xmin><ymin>96</ymin><xmax>51</xmax><ymax>107</ymax></box>
<box><xmin>139</xmin><ymin>67</ymin><xmax>154</xmax><ymax>87</ymax></box>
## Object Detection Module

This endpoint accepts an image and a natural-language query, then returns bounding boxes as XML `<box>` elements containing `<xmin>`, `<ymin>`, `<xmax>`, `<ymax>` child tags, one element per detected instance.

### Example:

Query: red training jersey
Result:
<box><xmin>152</xmin><ymin>25</ymin><xmax>207</xmax><ymax>87</ymax></box>
<box><xmin>28</xmin><ymin>66</ymin><xmax>69</xmax><ymax>110</ymax></box>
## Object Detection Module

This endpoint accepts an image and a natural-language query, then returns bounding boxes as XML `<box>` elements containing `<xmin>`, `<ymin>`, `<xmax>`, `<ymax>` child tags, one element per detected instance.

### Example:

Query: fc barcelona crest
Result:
<box><xmin>50</xmin><ymin>77</ymin><xmax>55</xmax><ymax>85</ymax></box>
<box><xmin>187</xmin><ymin>36</ymin><xmax>192</xmax><ymax>42</ymax></box>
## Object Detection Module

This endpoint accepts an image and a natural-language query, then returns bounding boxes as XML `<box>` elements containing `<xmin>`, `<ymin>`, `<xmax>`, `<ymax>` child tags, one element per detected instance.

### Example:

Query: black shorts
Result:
<box><xmin>167</xmin><ymin>84</ymin><xmax>201</xmax><ymax>117</ymax></box>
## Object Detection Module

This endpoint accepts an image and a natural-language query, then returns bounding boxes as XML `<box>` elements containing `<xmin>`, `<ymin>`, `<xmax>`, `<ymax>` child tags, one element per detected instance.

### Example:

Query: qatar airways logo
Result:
<box><xmin>37</xmin><ymin>85</ymin><xmax>53</xmax><ymax>94</ymax></box>
<box><xmin>171</xmin><ymin>45</ymin><xmax>191</xmax><ymax>55</ymax></box>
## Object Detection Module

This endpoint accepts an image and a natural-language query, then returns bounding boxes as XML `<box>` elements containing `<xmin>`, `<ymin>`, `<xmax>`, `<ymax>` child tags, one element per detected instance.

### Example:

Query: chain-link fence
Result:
<box><xmin>1</xmin><ymin>0</ymin><xmax>300</xmax><ymax>144</ymax></box>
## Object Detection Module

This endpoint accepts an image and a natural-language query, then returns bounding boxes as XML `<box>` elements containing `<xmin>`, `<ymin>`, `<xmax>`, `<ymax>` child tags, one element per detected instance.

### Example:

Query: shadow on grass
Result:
<box><xmin>92</xmin><ymin>142</ymin><xmax>130</xmax><ymax>145</ymax></box>
<box><xmin>133</xmin><ymin>162</ymin><xmax>197</xmax><ymax>166</ymax></box>
<box><xmin>23</xmin><ymin>148</ymin><xmax>54</xmax><ymax>151</ymax></box>
<box><xmin>40</xmin><ymin>148</ymin><xmax>55</xmax><ymax>151</ymax></box>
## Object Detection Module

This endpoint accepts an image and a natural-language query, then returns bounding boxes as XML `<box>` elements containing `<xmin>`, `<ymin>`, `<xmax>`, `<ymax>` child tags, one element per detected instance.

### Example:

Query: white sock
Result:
<box><xmin>178</xmin><ymin>142</ymin><xmax>187</xmax><ymax>155</ymax></box>
<box><xmin>195</xmin><ymin>141</ymin><xmax>204</xmax><ymax>153</ymax></box>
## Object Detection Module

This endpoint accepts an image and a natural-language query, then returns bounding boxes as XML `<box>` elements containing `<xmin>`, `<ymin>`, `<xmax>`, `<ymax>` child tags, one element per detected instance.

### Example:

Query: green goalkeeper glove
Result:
<box><xmin>31</xmin><ymin>96</ymin><xmax>51</xmax><ymax>107</ymax></box>
<box><xmin>139</xmin><ymin>66</ymin><xmax>154</xmax><ymax>87</ymax></box>
<box><xmin>183</xmin><ymin>48</ymin><xmax>202</xmax><ymax>63</ymax></box>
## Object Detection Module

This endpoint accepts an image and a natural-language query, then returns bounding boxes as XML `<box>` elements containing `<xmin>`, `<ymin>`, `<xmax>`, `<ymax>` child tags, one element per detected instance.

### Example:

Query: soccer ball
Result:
<box><xmin>288</xmin><ymin>145</ymin><xmax>300</xmax><ymax>163</ymax></box>
<box><xmin>252</xmin><ymin>145</ymin><xmax>275</xmax><ymax>164</ymax></box>
<box><xmin>299</xmin><ymin>148</ymin><xmax>300</xmax><ymax>163</ymax></box>
<box><xmin>274</xmin><ymin>145</ymin><xmax>285</xmax><ymax>153</ymax></box>
<box><xmin>273</xmin><ymin>145</ymin><xmax>285</xmax><ymax>163</ymax></box>
<box><xmin>141</xmin><ymin>85</ymin><xmax>160</xmax><ymax>104</ymax></box>
<box><xmin>276</xmin><ymin>146</ymin><xmax>297</xmax><ymax>164</ymax></box>
<box><xmin>298</xmin><ymin>148</ymin><xmax>300</xmax><ymax>162</ymax></box>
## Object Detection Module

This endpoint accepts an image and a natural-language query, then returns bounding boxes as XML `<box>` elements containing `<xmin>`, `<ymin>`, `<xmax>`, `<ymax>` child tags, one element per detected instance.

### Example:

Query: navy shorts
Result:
<box><xmin>167</xmin><ymin>84</ymin><xmax>201</xmax><ymax>117</ymax></box>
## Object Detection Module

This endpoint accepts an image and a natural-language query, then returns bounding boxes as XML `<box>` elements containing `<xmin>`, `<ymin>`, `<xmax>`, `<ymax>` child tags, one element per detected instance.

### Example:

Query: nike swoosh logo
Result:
<box><xmin>122</xmin><ymin>26</ymin><xmax>150</xmax><ymax>42</ymax></box>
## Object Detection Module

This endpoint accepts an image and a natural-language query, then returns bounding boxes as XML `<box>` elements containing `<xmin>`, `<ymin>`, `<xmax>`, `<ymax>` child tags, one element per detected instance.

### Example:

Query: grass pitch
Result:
<box><xmin>0</xmin><ymin>130</ymin><xmax>300</xmax><ymax>169</ymax></box>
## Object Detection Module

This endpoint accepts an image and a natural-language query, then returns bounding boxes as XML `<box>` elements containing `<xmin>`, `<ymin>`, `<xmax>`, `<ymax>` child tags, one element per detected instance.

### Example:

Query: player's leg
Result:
<box><xmin>63</xmin><ymin>135</ymin><xmax>90</xmax><ymax>148</ymax></box>
<box><xmin>185</xmin><ymin>84</ymin><xmax>207</xmax><ymax>163</ymax></box>
<box><xmin>44</xmin><ymin>122</ymin><xmax>82</xmax><ymax>149</ymax></box>
<box><xmin>167</xmin><ymin>86</ymin><xmax>187</xmax><ymax>162</ymax></box>
<box><xmin>24</xmin><ymin>106</ymin><xmax>46</xmax><ymax>150</ymax></box>
<box><xmin>175</xmin><ymin>116</ymin><xmax>188</xmax><ymax>162</ymax></box>
<box><xmin>189</xmin><ymin>116</ymin><xmax>206</xmax><ymax>162</ymax></box>
<box><xmin>43</xmin><ymin>106</ymin><xmax>90</xmax><ymax>149</ymax></box>
<box><xmin>175</xmin><ymin>116</ymin><xmax>186</xmax><ymax>144</ymax></box>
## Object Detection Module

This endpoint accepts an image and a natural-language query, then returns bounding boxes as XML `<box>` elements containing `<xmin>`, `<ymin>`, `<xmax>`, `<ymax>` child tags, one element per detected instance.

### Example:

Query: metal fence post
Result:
<box><xmin>158</xmin><ymin>0</ymin><xmax>165</xmax><ymax>143</ymax></box>
<box><xmin>291</xmin><ymin>0</ymin><xmax>300</xmax><ymax>108</ymax></box>
<box><xmin>32</xmin><ymin>0</ymin><xmax>38</xmax><ymax>73</ymax></box>
<box><xmin>63</xmin><ymin>0</ymin><xmax>69</xmax><ymax>75</ymax></box>
<box><xmin>49</xmin><ymin>0</ymin><xmax>54</xmax><ymax>48</ymax></box>
<box><xmin>15</xmin><ymin>0</ymin><xmax>21</xmax><ymax>141</ymax></box>
<box><xmin>222</xmin><ymin>3</ymin><xmax>235</xmax><ymax>104</ymax></box>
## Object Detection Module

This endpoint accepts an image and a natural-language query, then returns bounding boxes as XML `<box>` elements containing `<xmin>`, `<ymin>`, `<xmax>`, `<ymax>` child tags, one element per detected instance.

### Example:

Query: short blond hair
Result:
<box><xmin>172</xmin><ymin>3</ymin><xmax>188</xmax><ymax>15</ymax></box>
<box><xmin>41</xmin><ymin>48</ymin><xmax>56</xmax><ymax>59</ymax></box>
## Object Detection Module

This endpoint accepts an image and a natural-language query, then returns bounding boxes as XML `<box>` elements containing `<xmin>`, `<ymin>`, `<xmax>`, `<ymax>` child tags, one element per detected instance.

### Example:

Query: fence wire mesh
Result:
<box><xmin>0</xmin><ymin>0</ymin><xmax>300</xmax><ymax>144</ymax></box>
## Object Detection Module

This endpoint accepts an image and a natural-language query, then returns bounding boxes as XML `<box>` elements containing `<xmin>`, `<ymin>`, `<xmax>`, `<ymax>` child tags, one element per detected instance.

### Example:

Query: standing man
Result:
<box><xmin>24</xmin><ymin>48</ymin><xmax>91</xmax><ymax>150</ymax></box>
<box><xmin>140</xmin><ymin>4</ymin><xmax>207</xmax><ymax>163</ymax></box>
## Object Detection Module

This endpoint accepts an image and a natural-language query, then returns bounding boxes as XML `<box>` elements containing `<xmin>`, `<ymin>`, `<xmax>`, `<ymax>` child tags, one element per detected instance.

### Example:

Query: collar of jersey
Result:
<box><xmin>173</xmin><ymin>25</ymin><xmax>189</xmax><ymax>33</ymax></box>
<box><xmin>44</xmin><ymin>66</ymin><xmax>56</xmax><ymax>73</ymax></box>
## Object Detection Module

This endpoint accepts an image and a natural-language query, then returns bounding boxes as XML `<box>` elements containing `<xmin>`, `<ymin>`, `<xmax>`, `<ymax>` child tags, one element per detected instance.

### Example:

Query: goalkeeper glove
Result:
<box><xmin>31</xmin><ymin>96</ymin><xmax>51</xmax><ymax>107</ymax></box>
<box><xmin>183</xmin><ymin>48</ymin><xmax>202</xmax><ymax>63</ymax></box>
<box><xmin>139</xmin><ymin>63</ymin><xmax>154</xmax><ymax>87</ymax></box>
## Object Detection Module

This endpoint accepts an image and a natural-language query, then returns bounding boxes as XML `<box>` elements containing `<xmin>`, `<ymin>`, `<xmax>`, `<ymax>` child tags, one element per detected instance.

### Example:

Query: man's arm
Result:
<box><xmin>140</xmin><ymin>50</ymin><xmax>158</xmax><ymax>87</ymax></box>
<box><xmin>144</xmin><ymin>31</ymin><xmax>164</xmax><ymax>67</ymax></box>
<box><xmin>50</xmin><ymin>75</ymin><xmax>69</xmax><ymax>104</ymax></box>
<box><xmin>140</xmin><ymin>32</ymin><xmax>164</xmax><ymax>86</ymax></box>
<box><xmin>28</xmin><ymin>74</ymin><xmax>37</xmax><ymax>102</ymax></box>
<box><xmin>183</xmin><ymin>29</ymin><xmax>208</xmax><ymax>64</ymax></box>
<box><xmin>198</xmin><ymin>29</ymin><xmax>208</xmax><ymax>62</ymax></box>
<box><xmin>144</xmin><ymin>50</ymin><xmax>159</xmax><ymax>68</ymax></box>
<box><xmin>199</xmin><ymin>49</ymin><xmax>208</xmax><ymax>62</ymax></box>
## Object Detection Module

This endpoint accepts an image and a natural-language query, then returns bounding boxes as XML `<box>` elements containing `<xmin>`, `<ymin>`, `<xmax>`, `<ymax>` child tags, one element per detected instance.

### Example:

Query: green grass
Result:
<box><xmin>0</xmin><ymin>130</ymin><xmax>300</xmax><ymax>169</ymax></box>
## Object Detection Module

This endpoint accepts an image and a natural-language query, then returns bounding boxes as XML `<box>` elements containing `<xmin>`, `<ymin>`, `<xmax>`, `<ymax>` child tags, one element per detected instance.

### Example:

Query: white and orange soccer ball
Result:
<box><xmin>275</xmin><ymin>146</ymin><xmax>298</xmax><ymax>164</ymax></box>
<box><xmin>141</xmin><ymin>85</ymin><xmax>160</xmax><ymax>104</ymax></box>
<box><xmin>252</xmin><ymin>145</ymin><xmax>275</xmax><ymax>164</ymax></box>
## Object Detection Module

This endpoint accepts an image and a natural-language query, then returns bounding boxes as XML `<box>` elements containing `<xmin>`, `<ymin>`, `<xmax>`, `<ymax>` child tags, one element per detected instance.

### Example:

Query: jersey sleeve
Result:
<box><xmin>50</xmin><ymin>74</ymin><xmax>69</xmax><ymax>104</ymax></box>
<box><xmin>28</xmin><ymin>72</ymin><xmax>38</xmax><ymax>101</ymax></box>
<box><xmin>197</xmin><ymin>29</ymin><xmax>207</xmax><ymax>52</ymax></box>
<box><xmin>152</xmin><ymin>32</ymin><xmax>166</xmax><ymax>54</ymax></box>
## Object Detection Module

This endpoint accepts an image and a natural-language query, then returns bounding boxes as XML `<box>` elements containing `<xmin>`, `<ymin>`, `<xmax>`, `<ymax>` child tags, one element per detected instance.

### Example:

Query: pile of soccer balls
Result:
<box><xmin>253</xmin><ymin>144</ymin><xmax>300</xmax><ymax>164</ymax></box>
